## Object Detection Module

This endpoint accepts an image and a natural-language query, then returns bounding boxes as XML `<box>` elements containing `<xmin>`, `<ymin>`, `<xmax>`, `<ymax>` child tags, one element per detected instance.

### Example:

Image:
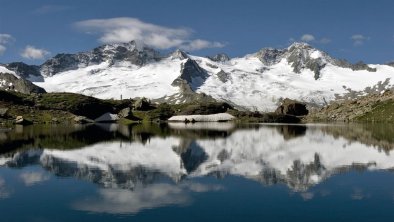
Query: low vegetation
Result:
<box><xmin>306</xmin><ymin>90</ymin><xmax>394</xmax><ymax>123</ymax></box>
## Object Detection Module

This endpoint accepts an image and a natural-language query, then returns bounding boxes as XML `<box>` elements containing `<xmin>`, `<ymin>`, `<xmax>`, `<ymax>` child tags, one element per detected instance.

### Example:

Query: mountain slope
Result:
<box><xmin>1</xmin><ymin>41</ymin><xmax>393</xmax><ymax>111</ymax></box>
<box><xmin>0</xmin><ymin>66</ymin><xmax>46</xmax><ymax>94</ymax></box>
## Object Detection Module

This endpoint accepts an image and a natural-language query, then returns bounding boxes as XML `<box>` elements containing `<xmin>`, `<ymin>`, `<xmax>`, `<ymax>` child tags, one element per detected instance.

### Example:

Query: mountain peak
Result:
<box><xmin>288</xmin><ymin>42</ymin><xmax>312</xmax><ymax>50</ymax></box>
<box><xmin>208</xmin><ymin>53</ymin><xmax>230</xmax><ymax>62</ymax></box>
<box><xmin>169</xmin><ymin>49</ymin><xmax>189</xmax><ymax>60</ymax></box>
<box><xmin>40</xmin><ymin>40</ymin><xmax>161</xmax><ymax>76</ymax></box>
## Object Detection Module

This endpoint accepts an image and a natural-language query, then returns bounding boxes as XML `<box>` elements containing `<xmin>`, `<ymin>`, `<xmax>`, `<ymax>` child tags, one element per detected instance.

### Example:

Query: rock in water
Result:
<box><xmin>15</xmin><ymin>116</ymin><xmax>32</xmax><ymax>125</ymax></box>
<box><xmin>73</xmin><ymin>116</ymin><xmax>94</xmax><ymax>124</ymax></box>
<box><xmin>94</xmin><ymin>113</ymin><xmax>119</xmax><ymax>123</ymax></box>
<box><xmin>275</xmin><ymin>98</ymin><xmax>308</xmax><ymax>116</ymax></box>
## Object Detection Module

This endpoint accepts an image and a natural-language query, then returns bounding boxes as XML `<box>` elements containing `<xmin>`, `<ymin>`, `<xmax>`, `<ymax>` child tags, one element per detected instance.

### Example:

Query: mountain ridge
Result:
<box><xmin>1</xmin><ymin>41</ymin><xmax>393</xmax><ymax>111</ymax></box>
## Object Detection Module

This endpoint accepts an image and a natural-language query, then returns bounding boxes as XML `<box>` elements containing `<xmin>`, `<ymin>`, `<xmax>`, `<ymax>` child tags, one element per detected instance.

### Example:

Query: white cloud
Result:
<box><xmin>319</xmin><ymin>38</ymin><xmax>331</xmax><ymax>44</ymax></box>
<box><xmin>351</xmin><ymin>34</ymin><xmax>369</xmax><ymax>46</ymax></box>
<box><xmin>0</xmin><ymin>34</ymin><xmax>13</xmax><ymax>44</ymax></box>
<box><xmin>0</xmin><ymin>45</ymin><xmax>6</xmax><ymax>55</ymax></box>
<box><xmin>289</xmin><ymin>34</ymin><xmax>330</xmax><ymax>45</ymax></box>
<box><xmin>21</xmin><ymin>45</ymin><xmax>50</xmax><ymax>59</ymax></box>
<box><xmin>180</xmin><ymin>39</ymin><xmax>226</xmax><ymax>51</ymax></box>
<box><xmin>301</xmin><ymin>34</ymin><xmax>315</xmax><ymax>42</ymax></box>
<box><xmin>19</xmin><ymin>172</ymin><xmax>50</xmax><ymax>186</ymax></box>
<box><xmin>0</xmin><ymin>33</ymin><xmax>14</xmax><ymax>56</ymax></box>
<box><xmin>33</xmin><ymin>5</ymin><xmax>70</xmax><ymax>14</ymax></box>
<box><xmin>75</xmin><ymin>17</ymin><xmax>225</xmax><ymax>51</ymax></box>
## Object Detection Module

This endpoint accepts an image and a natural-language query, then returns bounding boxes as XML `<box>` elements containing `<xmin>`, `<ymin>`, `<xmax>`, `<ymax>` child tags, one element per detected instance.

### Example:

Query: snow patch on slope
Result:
<box><xmin>34</xmin><ymin>58</ymin><xmax>184</xmax><ymax>100</ymax></box>
<box><xmin>0</xmin><ymin>66</ymin><xmax>19</xmax><ymax>78</ymax></box>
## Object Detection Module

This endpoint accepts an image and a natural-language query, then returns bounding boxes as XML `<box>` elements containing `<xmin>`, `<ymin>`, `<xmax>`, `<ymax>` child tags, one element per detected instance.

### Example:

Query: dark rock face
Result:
<box><xmin>275</xmin><ymin>98</ymin><xmax>308</xmax><ymax>116</ymax></box>
<box><xmin>5</xmin><ymin>62</ymin><xmax>41</xmax><ymax>78</ymax></box>
<box><xmin>256</xmin><ymin>48</ymin><xmax>286</xmax><ymax>66</ymax></box>
<box><xmin>208</xmin><ymin>53</ymin><xmax>230</xmax><ymax>62</ymax></box>
<box><xmin>40</xmin><ymin>53</ymin><xmax>83</xmax><ymax>76</ymax></box>
<box><xmin>216</xmin><ymin>70</ymin><xmax>230</xmax><ymax>83</ymax></box>
<box><xmin>40</xmin><ymin>41</ymin><xmax>161</xmax><ymax>76</ymax></box>
<box><xmin>387</xmin><ymin>61</ymin><xmax>394</xmax><ymax>67</ymax></box>
<box><xmin>287</xmin><ymin>44</ymin><xmax>325</xmax><ymax>78</ymax></box>
<box><xmin>172</xmin><ymin>59</ymin><xmax>208</xmax><ymax>91</ymax></box>
<box><xmin>256</xmin><ymin>42</ymin><xmax>376</xmax><ymax>80</ymax></box>
<box><xmin>334</xmin><ymin>60</ymin><xmax>377</xmax><ymax>72</ymax></box>
<box><xmin>133</xmin><ymin>98</ymin><xmax>152</xmax><ymax>111</ymax></box>
<box><xmin>0</xmin><ymin>73</ymin><xmax>46</xmax><ymax>94</ymax></box>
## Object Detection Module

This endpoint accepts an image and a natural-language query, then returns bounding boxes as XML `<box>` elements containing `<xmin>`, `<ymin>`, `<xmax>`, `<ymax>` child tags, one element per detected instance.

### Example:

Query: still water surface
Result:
<box><xmin>0</xmin><ymin>123</ymin><xmax>394</xmax><ymax>221</ymax></box>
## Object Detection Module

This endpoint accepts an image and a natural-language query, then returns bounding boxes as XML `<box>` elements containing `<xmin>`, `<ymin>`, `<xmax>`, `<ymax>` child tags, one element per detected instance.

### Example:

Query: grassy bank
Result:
<box><xmin>0</xmin><ymin>90</ymin><xmax>303</xmax><ymax>125</ymax></box>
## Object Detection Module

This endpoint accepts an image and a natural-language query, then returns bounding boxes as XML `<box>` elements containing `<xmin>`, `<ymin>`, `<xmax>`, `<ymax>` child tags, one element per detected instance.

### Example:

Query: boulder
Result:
<box><xmin>118</xmin><ymin>107</ymin><xmax>132</xmax><ymax>118</ymax></box>
<box><xmin>133</xmin><ymin>97</ymin><xmax>151</xmax><ymax>111</ymax></box>
<box><xmin>94</xmin><ymin>112</ymin><xmax>119</xmax><ymax>123</ymax></box>
<box><xmin>275</xmin><ymin>98</ymin><xmax>308</xmax><ymax>116</ymax></box>
<box><xmin>74</xmin><ymin>116</ymin><xmax>93</xmax><ymax>124</ymax></box>
<box><xmin>15</xmin><ymin>116</ymin><xmax>32</xmax><ymax>125</ymax></box>
<box><xmin>0</xmin><ymin>108</ymin><xmax>8</xmax><ymax>117</ymax></box>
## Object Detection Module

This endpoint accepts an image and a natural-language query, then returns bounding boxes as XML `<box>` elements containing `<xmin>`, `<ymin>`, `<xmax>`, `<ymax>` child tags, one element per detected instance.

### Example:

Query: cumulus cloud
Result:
<box><xmin>33</xmin><ymin>5</ymin><xmax>71</xmax><ymax>14</ymax></box>
<box><xmin>75</xmin><ymin>17</ymin><xmax>225</xmax><ymax>51</ymax></box>
<box><xmin>21</xmin><ymin>45</ymin><xmax>50</xmax><ymax>59</ymax></box>
<box><xmin>0</xmin><ymin>45</ymin><xmax>6</xmax><ymax>55</ymax></box>
<box><xmin>301</xmin><ymin>34</ymin><xmax>316</xmax><ymax>42</ymax></box>
<box><xmin>19</xmin><ymin>172</ymin><xmax>50</xmax><ymax>186</ymax></box>
<box><xmin>180</xmin><ymin>39</ymin><xmax>226</xmax><ymax>51</ymax></box>
<box><xmin>351</xmin><ymin>34</ymin><xmax>369</xmax><ymax>46</ymax></box>
<box><xmin>319</xmin><ymin>38</ymin><xmax>331</xmax><ymax>44</ymax></box>
<box><xmin>289</xmin><ymin>34</ymin><xmax>330</xmax><ymax>44</ymax></box>
<box><xmin>0</xmin><ymin>33</ymin><xmax>14</xmax><ymax>55</ymax></box>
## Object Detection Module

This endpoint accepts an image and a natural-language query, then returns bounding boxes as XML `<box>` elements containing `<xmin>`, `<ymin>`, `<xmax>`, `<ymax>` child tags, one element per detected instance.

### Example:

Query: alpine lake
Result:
<box><xmin>0</xmin><ymin>122</ymin><xmax>394</xmax><ymax>221</ymax></box>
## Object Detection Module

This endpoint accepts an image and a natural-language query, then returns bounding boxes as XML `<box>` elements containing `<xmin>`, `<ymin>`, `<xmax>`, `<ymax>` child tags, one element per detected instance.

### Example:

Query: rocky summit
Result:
<box><xmin>0</xmin><ymin>72</ymin><xmax>45</xmax><ymax>94</ymax></box>
<box><xmin>0</xmin><ymin>41</ymin><xmax>393</xmax><ymax>111</ymax></box>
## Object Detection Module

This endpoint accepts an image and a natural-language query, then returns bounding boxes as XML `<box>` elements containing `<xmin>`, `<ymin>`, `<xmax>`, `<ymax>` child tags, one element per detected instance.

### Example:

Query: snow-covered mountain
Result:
<box><xmin>0</xmin><ymin>66</ymin><xmax>45</xmax><ymax>94</ymax></box>
<box><xmin>1</xmin><ymin>41</ymin><xmax>394</xmax><ymax>111</ymax></box>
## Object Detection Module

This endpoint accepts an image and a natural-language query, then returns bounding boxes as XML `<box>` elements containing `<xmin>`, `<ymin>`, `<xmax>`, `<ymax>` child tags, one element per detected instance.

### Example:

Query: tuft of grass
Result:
<box><xmin>357</xmin><ymin>99</ymin><xmax>394</xmax><ymax>122</ymax></box>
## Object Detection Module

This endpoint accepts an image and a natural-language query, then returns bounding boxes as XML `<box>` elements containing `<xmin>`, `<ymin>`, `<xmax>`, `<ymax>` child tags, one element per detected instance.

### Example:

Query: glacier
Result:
<box><xmin>1</xmin><ymin>41</ymin><xmax>394</xmax><ymax>111</ymax></box>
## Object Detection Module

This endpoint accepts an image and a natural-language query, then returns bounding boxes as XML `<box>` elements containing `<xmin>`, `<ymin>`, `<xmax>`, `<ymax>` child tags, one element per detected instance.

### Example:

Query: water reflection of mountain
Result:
<box><xmin>0</xmin><ymin>122</ymin><xmax>238</xmax><ymax>154</ymax></box>
<box><xmin>1</xmin><ymin>123</ymin><xmax>394</xmax><ymax>192</ymax></box>
<box><xmin>318</xmin><ymin>123</ymin><xmax>394</xmax><ymax>153</ymax></box>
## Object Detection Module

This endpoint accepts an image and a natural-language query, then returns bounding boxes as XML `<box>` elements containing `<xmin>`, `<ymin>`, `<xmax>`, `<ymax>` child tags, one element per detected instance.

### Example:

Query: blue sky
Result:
<box><xmin>0</xmin><ymin>0</ymin><xmax>393</xmax><ymax>64</ymax></box>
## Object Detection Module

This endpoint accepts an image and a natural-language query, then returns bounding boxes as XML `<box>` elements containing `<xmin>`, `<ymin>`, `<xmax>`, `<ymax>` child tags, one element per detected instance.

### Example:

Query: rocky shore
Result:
<box><xmin>0</xmin><ymin>90</ymin><xmax>307</xmax><ymax>126</ymax></box>
<box><xmin>3</xmin><ymin>87</ymin><xmax>392</xmax><ymax>127</ymax></box>
<box><xmin>306</xmin><ymin>90</ymin><xmax>394</xmax><ymax>123</ymax></box>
